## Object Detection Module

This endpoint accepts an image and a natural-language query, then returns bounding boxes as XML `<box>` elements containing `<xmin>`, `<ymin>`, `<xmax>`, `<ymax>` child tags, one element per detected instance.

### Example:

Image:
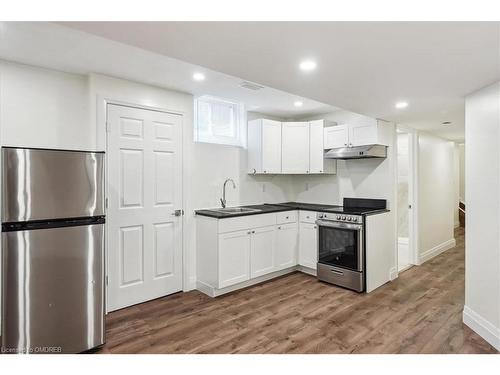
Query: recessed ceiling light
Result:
<box><xmin>442</xmin><ymin>121</ymin><xmax>452</xmax><ymax>125</ymax></box>
<box><xmin>395</xmin><ymin>101</ymin><xmax>409</xmax><ymax>109</ymax></box>
<box><xmin>294</xmin><ymin>101</ymin><xmax>304</xmax><ymax>107</ymax></box>
<box><xmin>192</xmin><ymin>72</ymin><xmax>205</xmax><ymax>81</ymax></box>
<box><xmin>299</xmin><ymin>60</ymin><xmax>317</xmax><ymax>71</ymax></box>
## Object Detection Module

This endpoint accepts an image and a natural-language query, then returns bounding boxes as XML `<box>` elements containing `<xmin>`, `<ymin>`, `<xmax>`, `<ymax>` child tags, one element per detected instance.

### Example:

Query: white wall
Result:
<box><xmin>417</xmin><ymin>131</ymin><xmax>456</xmax><ymax>262</ymax></box>
<box><xmin>453</xmin><ymin>144</ymin><xmax>460</xmax><ymax>228</ymax></box>
<box><xmin>459</xmin><ymin>144</ymin><xmax>465</xmax><ymax>202</ymax></box>
<box><xmin>0</xmin><ymin>60</ymin><xmax>92</xmax><ymax>150</ymax></box>
<box><xmin>397</xmin><ymin>133</ymin><xmax>409</xmax><ymax>238</ymax></box>
<box><xmin>463</xmin><ymin>81</ymin><xmax>500</xmax><ymax>351</ymax></box>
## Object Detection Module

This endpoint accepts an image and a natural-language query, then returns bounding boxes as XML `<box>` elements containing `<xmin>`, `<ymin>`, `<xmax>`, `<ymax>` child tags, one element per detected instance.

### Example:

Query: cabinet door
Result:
<box><xmin>299</xmin><ymin>222</ymin><xmax>318</xmax><ymax>269</ymax></box>
<box><xmin>349</xmin><ymin>123</ymin><xmax>378</xmax><ymax>146</ymax></box>
<box><xmin>262</xmin><ymin>119</ymin><xmax>282</xmax><ymax>173</ymax></box>
<box><xmin>275</xmin><ymin>223</ymin><xmax>298</xmax><ymax>270</ymax></box>
<box><xmin>324</xmin><ymin>125</ymin><xmax>349</xmax><ymax>149</ymax></box>
<box><xmin>250</xmin><ymin>226</ymin><xmax>276</xmax><ymax>278</ymax></box>
<box><xmin>309</xmin><ymin>120</ymin><xmax>325</xmax><ymax>173</ymax></box>
<box><xmin>282</xmin><ymin>122</ymin><xmax>310</xmax><ymax>174</ymax></box>
<box><xmin>218</xmin><ymin>230</ymin><xmax>250</xmax><ymax>288</ymax></box>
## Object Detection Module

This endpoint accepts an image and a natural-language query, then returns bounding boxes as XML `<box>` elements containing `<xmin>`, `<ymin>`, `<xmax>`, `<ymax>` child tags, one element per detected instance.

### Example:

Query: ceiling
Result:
<box><xmin>60</xmin><ymin>21</ymin><xmax>500</xmax><ymax>142</ymax></box>
<box><xmin>0</xmin><ymin>22</ymin><xmax>337</xmax><ymax>118</ymax></box>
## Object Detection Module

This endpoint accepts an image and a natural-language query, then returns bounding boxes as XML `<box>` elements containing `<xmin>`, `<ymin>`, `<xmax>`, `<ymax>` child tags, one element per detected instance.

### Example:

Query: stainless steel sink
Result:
<box><xmin>208</xmin><ymin>207</ymin><xmax>262</xmax><ymax>214</ymax></box>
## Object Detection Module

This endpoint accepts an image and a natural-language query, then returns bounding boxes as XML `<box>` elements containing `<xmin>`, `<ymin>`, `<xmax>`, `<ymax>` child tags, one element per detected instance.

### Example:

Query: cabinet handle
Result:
<box><xmin>306</xmin><ymin>170</ymin><xmax>309</xmax><ymax>173</ymax></box>
<box><xmin>252</xmin><ymin>168</ymin><xmax>256</xmax><ymax>175</ymax></box>
<box><xmin>278</xmin><ymin>226</ymin><xmax>281</xmax><ymax>230</ymax></box>
<box><xmin>263</xmin><ymin>170</ymin><xmax>267</xmax><ymax>174</ymax></box>
<box><xmin>344</xmin><ymin>143</ymin><xmax>347</xmax><ymax>146</ymax></box>
<box><xmin>252</xmin><ymin>230</ymin><xmax>255</xmax><ymax>234</ymax></box>
<box><xmin>314</xmin><ymin>226</ymin><xmax>317</xmax><ymax>229</ymax></box>
<box><xmin>247</xmin><ymin>231</ymin><xmax>251</xmax><ymax>234</ymax></box>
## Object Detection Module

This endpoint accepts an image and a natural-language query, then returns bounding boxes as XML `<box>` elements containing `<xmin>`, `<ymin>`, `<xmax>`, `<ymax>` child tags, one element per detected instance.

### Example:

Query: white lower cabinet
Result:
<box><xmin>197</xmin><ymin>210</ymin><xmax>319</xmax><ymax>296</ymax></box>
<box><xmin>218</xmin><ymin>230</ymin><xmax>251</xmax><ymax>288</ymax></box>
<box><xmin>250</xmin><ymin>226</ymin><xmax>276</xmax><ymax>278</ymax></box>
<box><xmin>275</xmin><ymin>223</ymin><xmax>298</xmax><ymax>270</ymax></box>
<box><xmin>299</xmin><ymin>222</ymin><xmax>318</xmax><ymax>269</ymax></box>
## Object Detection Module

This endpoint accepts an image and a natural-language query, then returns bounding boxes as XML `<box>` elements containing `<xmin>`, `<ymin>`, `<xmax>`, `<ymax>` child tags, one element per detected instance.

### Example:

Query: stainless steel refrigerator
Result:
<box><xmin>1</xmin><ymin>147</ymin><xmax>105</xmax><ymax>354</ymax></box>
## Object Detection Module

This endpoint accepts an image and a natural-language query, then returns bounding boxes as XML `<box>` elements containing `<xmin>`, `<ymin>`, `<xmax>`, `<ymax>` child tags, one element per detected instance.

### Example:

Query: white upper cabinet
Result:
<box><xmin>309</xmin><ymin>120</ymin><xmax>336</xmax><ymax>174</ymax></box>
<box><xmin>323</xmin><ymin>124</ymin><xmax>349</xmax><ymax>149</ymax></box>
<box><xmin>324</xmin><ymin>122</ymin><xmax>390</xmax><ymax>149</ymax></box>
<box><xmin>349</xmin><ymin>123</ymin><xmax>379</xmax><ymax>146</ymax></box>
<box><xmin>282</xmin><ymin>122</ymin><xmax>310</xmax><ymax>174</ymax></box>
<box><xmin>248</xmin><ymin>119</ymin><xmax>282</xmax><ymax>174</ymax></box>
<box><xmin>248</xmin><ymin>118</ymin><xmax>336</xmax><ymax>175</ymax></box>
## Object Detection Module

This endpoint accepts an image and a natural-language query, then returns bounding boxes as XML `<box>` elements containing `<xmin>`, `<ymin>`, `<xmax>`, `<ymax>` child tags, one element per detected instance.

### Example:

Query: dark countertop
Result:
<box><xmin>195</xmin><ymin>202</ymin><xmax>390</xmax><ymax>219</ymax></box>
<box><xmin>195</xmin><ymin>204</ymin><xmax>293</xmax><ymax>219</ymax></box>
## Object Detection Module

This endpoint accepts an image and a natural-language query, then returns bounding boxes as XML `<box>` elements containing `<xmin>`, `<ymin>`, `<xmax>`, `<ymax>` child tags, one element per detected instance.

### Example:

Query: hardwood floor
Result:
<box><xmin>98</xmin><ymin>228</ymin><xmax>498</xmax><ymax>354</ymax></box>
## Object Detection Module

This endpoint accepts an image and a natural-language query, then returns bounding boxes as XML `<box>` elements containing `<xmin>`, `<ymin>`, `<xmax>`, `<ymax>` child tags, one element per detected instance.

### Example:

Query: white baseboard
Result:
<box><xmin>183</xmin><ymin>276</ymin><xmax>197</xmax><ymax>292</ymax></box>
<box><xmin>389</xmin><ymin>267</ymin><xmax>398</xmax><ymax>281</ymax></box>
<box><xmin>418</xmin><ymin>238</ymin><xmax>456</xmax><ymax>264</ymax></box>
<box><xmin>398</xmin><ymin>237</ymin><xmax>409</xmax><ymax>245</ymax></box>
<box><xmin>463</xmin><ymin>306</ymin><xmax>500</xmax><ymax>351</ymax></box>
<box><xmin>196</xmin><ymin>267</ymin><xmax>298</xmax><ymax>297</ymax></box>
<box><xmin>296</xmin><ymin>265</ymin><xmax>317</xmax><ymax>276</ymax></box>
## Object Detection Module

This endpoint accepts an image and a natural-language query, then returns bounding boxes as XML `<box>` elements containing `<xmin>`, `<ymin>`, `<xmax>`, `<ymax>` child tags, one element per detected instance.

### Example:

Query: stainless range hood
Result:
<box><xmin>324</xmin><ymin>144</ymin><xmax>387</xmax><ymax>160</ymax></box>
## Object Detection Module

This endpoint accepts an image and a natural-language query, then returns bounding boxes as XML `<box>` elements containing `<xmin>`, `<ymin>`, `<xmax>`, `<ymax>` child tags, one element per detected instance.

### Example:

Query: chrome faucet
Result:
<box><xmin>220</xmin><ymin>178</ymin><xmax>236</xmax><ymax>208</ymax></box>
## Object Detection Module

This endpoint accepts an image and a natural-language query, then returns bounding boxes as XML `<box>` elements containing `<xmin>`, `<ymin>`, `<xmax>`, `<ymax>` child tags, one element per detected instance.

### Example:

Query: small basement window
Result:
<box><xmin>194</xmin><ymin>95</ymin><xmax>245</xmax><ymax>147</ymax></box>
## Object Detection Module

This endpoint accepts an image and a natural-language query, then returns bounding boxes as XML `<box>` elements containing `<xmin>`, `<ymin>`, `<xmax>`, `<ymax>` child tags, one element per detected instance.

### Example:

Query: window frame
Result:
<box><xmin>194</xmin><ymin>95</ymin><xmax>246</xmax><ymax>147</ymax></box>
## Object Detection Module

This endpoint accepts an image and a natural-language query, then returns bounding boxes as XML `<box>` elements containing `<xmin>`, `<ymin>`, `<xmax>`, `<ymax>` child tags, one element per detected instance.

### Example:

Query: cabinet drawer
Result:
<box><xmin>299</xmin><ymin>210</ymin><xmax>317</xmax><ymax>223</ymax></box>
<box><xmin>218</xmin><ymin>213</ymin><xmax>277</xmax><ymax>233</ymax></box>
<box><xmin>276</xmin><ymin>210</ymin><xmax>297</xmax><ymax>224</ymax></box>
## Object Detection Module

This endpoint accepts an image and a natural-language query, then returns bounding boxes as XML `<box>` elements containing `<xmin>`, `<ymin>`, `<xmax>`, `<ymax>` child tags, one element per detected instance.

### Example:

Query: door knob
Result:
<box><xmin>172</xmin><ymin>209</ymin><xmax>183</xmax><ymax>217</ymax></box>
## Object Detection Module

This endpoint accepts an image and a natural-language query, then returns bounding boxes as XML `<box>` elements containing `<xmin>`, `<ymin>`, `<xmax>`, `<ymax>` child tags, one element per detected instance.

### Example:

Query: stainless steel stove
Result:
<box><xmin>314</xmin><ymin>198</ymin><xmax>387</xmax><ymax>292</ymax></box>
<box><xmin>316</xmin><ymin>212</ymin><xmax>365</xmax><ymax>292</ymax></box>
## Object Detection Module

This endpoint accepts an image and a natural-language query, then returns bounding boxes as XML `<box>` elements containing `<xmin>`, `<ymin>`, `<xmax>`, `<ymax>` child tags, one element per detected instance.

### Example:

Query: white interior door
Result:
<box><xmin>107</xmin><ymin>104</ymin><xmax>183</xmax><ymax>312</ymax></box>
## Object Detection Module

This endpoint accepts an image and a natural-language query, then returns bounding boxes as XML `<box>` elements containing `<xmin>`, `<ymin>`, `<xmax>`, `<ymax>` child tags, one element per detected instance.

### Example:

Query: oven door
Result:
<box><xmin>316</xmin><ymin>220</ymin><xmax>363</xmax><ymax>271</ymax></box>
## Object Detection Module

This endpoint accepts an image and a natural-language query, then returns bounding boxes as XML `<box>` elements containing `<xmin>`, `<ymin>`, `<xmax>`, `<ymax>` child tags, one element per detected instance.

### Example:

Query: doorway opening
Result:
<box><xmin>397</xmin><ymin>126</ymin><xmax>416</xmax><ymax>272</ymax></box>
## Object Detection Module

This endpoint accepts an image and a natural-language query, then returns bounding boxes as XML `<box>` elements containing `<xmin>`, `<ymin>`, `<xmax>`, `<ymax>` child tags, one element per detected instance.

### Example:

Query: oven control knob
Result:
<box><xmin>341</xmin><ymin>216</ymin><xmax>346</xmax><ymax>220</ymax></box>
<box><xmin>351</xmin><ymin>217</ymin><xmax>357</xmax><ymax>222</ymax></box>
<box><xmin>318</xmin><ymin>213</ymin><xmax>324</xmax><ymax>218</ymax></box>
<box><xmin>347</xmin><ymin>217</ymin><xmax>352</xmax><ymax>221</ymax></box>
<box><xmin>336</xmin><ymin>215</ymin><xmax>341</xmax><ymax>220</ymax></box>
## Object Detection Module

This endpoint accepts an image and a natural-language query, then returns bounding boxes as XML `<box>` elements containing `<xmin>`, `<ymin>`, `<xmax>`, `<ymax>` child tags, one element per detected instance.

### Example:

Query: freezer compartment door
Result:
<box><xmin>2</xmin><ymin>147</ymin><xmax>104</xmax><ymax>222</ymax></box>
<box><xmin>1</xmin><ymin>224</ymin><xmax>105</xmax><ymax>354</ymax></box>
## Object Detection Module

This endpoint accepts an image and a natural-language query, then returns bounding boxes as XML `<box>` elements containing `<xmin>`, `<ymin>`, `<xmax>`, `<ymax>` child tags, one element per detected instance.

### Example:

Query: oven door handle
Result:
<box><xmin>315</xmin><ymin>219</ymin><xmax>363</xmax><ymax>231</ymax></box>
